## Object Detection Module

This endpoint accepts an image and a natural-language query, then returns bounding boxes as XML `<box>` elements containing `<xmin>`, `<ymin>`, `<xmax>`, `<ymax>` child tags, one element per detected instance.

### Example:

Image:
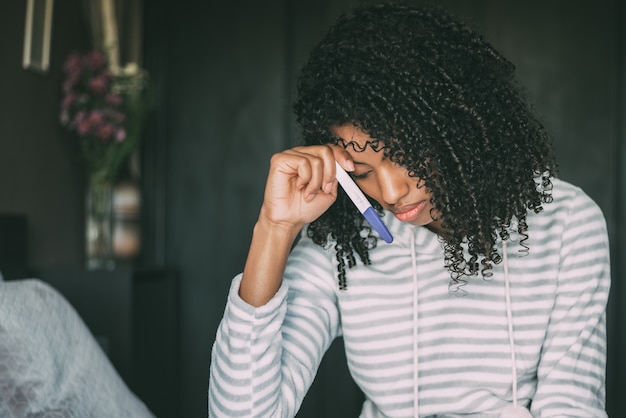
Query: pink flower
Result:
<box><xmin>115</xmin><ymin>129</ymin><xmax>127</xmax><ymax>142</ymax></box>
<box><xmin>72</xmin><ymin>110</ymin><xmax>104</xmax><ymax>136</ymax></box>
<box><xmin>61</xmin><ymin>92</ymin><xmax>78</xmax><ymax>110</ymax></box>
<box><xmin>96</xmin><ymin>123</ymin><xmax>115</xmax><ymax>141</ymax></box>
<box><xmin>63</xmin><ymin>53</ymin><xmax>82</xmax><ymax>73</ymax></box>
<box><xmin>58</xmin><ymin>49</ymin><xmax>148</xmax><ymax>182</ymax></box>
<box><xmin>76</xmin><ymin>115</ymin><xmax>91</xmax><ymax>135</ymax></box>
<box><xmin>88</xmin><ymin>74</ymin><xmax>111</xmax><ymax>95</ymax></box>
<box><xmin>85</xmin><ymin>50</ymin><xmax>108</xmax><ymax>71</ymax></box>
<box><xmin>108</xmin><ymin>110</ymin><xmax>125</xmax><ymax>123</ymax></box>
<box><xmin>62</xmin><ymin>71</ymin><xmax>81</xmax><ymax>92</ymax></box>
<box><xmin>105</xmin><ymin>93</ymin><xmax>123</xmax><ymax>106</ymax></box>
<box><xmin>70</xmin><ymin>110</ymin><xmax>87</xmax><ymax>129</ymax></box>
<box><xmin>87</xmin><ymin>110</ymin><xmax>105</xmax><ymax>126</ymax></box>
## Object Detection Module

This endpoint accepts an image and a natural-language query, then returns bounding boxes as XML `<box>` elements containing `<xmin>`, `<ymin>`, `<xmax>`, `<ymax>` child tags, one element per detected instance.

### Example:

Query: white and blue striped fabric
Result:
<box><xmin>209</xmin><ymin>178</ymin><xmax>610</xmax><ymax>417</ymax></box>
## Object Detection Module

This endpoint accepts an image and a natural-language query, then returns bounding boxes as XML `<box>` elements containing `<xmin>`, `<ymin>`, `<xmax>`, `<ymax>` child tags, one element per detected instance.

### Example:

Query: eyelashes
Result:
<box><xmin>349</xmin><ymin>171</ymin><xmax>371</xmax><ymax>180</ymax></box>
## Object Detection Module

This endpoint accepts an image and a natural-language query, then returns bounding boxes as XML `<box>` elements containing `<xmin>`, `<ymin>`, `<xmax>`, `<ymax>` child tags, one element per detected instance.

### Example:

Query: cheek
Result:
<box><xmin>356</xmin><ymin>180</ymin><xmax>383</xmax><ymax>202</ymax></box>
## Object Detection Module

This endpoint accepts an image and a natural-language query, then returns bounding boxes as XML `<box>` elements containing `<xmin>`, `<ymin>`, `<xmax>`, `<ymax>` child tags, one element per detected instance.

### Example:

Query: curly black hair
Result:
<box><xmin>293</xmin><ymin>2</ymin><xmax>558</xmax><ymax>290</ymax></box>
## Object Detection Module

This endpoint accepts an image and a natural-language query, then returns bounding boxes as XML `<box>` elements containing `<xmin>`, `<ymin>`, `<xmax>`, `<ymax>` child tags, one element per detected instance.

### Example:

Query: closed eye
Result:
<box><xmin>349</xmin><ymin>171</ymin><xmax>371</xmax><ymax>180</ymax></box>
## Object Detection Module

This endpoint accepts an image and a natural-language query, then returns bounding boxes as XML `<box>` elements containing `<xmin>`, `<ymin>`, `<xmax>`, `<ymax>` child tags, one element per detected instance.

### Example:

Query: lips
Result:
<box><xmin>392</xmin><ymin>201</ymin><xmax>426</xmax><ymax>223</ymax></box>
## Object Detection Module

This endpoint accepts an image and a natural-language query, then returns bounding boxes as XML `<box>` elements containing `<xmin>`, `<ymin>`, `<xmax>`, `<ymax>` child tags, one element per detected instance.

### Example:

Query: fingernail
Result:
<box><xmin>345</xmin><ymin>160</ymin><xmax>355</xmax><ymax>172</ymax></box>
<box><xmin>323</xmin><ymin>181</ymin><xmax>334</xmax><ymax>193</ymax></box>
<box><xmin>306</xmin><ymin>193</ymin><xmax>317</xmax><ymax>201</ymax></box>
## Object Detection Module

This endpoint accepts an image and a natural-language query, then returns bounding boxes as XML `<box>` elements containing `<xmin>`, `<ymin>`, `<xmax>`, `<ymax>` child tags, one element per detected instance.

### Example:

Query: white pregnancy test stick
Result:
<box><xmin>335</xmin><ymin>161</ymin><xmax>393</xmax><ymax>243</ymax></box>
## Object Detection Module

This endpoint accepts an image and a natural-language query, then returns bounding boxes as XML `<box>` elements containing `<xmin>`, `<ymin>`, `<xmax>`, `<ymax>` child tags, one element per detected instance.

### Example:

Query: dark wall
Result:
<box><xmin>0</xmin><ymin>1</ymin><xmax>88</xmax><ymax>270</ymax></box>
<box><xmin>142</xmin><ymin>1</ymin><xmax>321</xmax><ymax>416</ymax></box>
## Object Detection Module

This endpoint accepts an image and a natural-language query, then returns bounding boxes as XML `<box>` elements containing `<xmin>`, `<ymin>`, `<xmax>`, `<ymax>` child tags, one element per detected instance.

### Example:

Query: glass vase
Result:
<box><xmin>85</xmin><ymin>180</ymin><xmax>115</xmax><ymax>270</ymax></box>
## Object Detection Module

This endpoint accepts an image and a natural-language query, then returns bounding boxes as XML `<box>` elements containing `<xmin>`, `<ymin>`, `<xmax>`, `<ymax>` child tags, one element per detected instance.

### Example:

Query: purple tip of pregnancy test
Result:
<box><xmin>363</xmin><ymin>207</ymin><xmax>393</xmax><ymax>243</ymax></box>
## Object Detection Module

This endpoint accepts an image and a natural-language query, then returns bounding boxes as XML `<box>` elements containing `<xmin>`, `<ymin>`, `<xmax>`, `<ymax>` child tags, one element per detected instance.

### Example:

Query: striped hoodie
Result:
<box><xmin>209</xmin><ymin>178</ymin><xmax>610</xmax><ymax>417</ymax></box>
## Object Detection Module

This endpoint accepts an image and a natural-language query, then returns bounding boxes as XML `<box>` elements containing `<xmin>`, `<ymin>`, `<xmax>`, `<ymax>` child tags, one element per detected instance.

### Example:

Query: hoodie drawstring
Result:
<box><xmin>411</xmin><ymin>235</ymin><xmax>419</xmax><ymax>418</ymax></box>
<box><xmin>500</xmin><ymin>240</ymin><xmax>533</xmax><ymax>418</ymax></box>
<box><xmin>503</xmin><ymin>240</ymin><xmax>519</xmax><ymax>407</ymax></box>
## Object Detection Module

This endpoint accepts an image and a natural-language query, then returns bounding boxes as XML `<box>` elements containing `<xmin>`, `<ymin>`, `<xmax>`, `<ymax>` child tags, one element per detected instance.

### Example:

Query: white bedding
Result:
<box><xmin>0</xmin><ymin>276</ymin><xmax>155</xmax><ymax>418</ymax></box>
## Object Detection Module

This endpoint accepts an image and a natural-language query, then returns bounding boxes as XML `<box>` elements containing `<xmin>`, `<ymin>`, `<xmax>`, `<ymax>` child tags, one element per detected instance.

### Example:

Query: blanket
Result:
<box><xmin>0</xmin><ymin>275</ymin><xmax>155</xmax><ymax>418</ymax></box>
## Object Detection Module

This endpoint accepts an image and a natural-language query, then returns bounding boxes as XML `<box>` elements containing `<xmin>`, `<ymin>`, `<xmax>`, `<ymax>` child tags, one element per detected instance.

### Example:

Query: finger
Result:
<box><xmin>312</xmin><ymin>146</ymin><xmax>338</xmax><ymax>194</ymax></box>
<box><xmin>289</xmin><ymin>144</ymin><xmax>351</xmax><ymax>189</ymax></box>
<box><xmin>303</xmin><ymin>155</ymin><xmax>325</xmax><ymax>201</ymax></box>
<box><xmin>327</xmin><ymin>144</ymin><xmax>355</xmax><ymax>172</ymax></box>
<box><xmin>284</xmin><ymin>148</ymin><xmax>331</xmax><ymax>199</ymax></box>
<box><xmin>280</xmin><ymin>150</ymin><xmax>314</xmax><ymax>192</ymax></box>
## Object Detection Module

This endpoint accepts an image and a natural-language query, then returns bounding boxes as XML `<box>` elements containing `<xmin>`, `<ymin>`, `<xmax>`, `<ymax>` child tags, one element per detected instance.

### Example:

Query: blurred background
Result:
<box><xmin>0</xmin><ymin>0</ymin><xmax>623</xmax><ymax>417</ymax></box>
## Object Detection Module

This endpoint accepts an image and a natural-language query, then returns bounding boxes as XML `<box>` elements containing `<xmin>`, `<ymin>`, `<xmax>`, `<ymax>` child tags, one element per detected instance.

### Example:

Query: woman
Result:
<box><xmin>209</xmin><ymin>3</ymin><xmax>610</xmax><ymax>417</ymax></box>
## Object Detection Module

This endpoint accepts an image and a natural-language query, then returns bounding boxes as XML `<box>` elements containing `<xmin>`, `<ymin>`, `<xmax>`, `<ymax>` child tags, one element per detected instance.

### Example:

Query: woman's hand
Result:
<box><xmin>240</xmin><ymin>145</ymin><xmax>353</xmax><ymax>307</ymax></box>
<box><xmin>259</xmin><ymin>144</ymin><xmax>354</xmax><ymax>232</ymax></box>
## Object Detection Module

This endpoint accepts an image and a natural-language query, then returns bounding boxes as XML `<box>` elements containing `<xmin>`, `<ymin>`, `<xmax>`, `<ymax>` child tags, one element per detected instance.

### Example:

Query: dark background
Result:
<box><xmin>0</xmin><ymin>0</ymin><xmax>623</xmax><ymax>417</ymax></box>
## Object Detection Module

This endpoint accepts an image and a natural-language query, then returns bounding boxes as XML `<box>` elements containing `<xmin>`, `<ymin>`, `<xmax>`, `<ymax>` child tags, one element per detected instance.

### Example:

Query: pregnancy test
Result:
<box><xmin>335</xmin><ymin>161</ymin><xmax>393</xmax><ymax>243</ymax></box>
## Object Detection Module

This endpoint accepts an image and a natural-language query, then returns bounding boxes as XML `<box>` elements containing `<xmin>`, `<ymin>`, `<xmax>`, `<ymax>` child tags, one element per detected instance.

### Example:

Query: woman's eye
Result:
<box><xmin>350</xmin><ymin>171</ymin><xmax>371</xmax><ymax>180</ymax></box>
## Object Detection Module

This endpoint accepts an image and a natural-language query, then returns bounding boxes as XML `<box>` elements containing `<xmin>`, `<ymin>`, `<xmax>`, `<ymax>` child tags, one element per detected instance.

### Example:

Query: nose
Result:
<box><xmin>377</xmin><ymin>166</ymin><xmax>410</xmax><ymax>206</ymax></box>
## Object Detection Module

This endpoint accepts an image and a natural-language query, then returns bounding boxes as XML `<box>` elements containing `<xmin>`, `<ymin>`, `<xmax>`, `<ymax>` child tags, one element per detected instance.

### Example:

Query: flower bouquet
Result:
<box><xmin>59</xmin><ymin>50</ymin><xmax>149</xmax><ymax>269</ymax></box>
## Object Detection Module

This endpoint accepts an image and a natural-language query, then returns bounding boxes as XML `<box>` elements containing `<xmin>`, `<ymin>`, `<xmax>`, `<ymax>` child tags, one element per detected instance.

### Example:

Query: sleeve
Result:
<box><xmin>208</xmin><ymin>232</ymin><xmax>342</xmax><ymax>418</ymax></box>
<box><xmin>530</xmin><ymin>194</ymin><xmax>611</xmax><ymax>417</ymax></box>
